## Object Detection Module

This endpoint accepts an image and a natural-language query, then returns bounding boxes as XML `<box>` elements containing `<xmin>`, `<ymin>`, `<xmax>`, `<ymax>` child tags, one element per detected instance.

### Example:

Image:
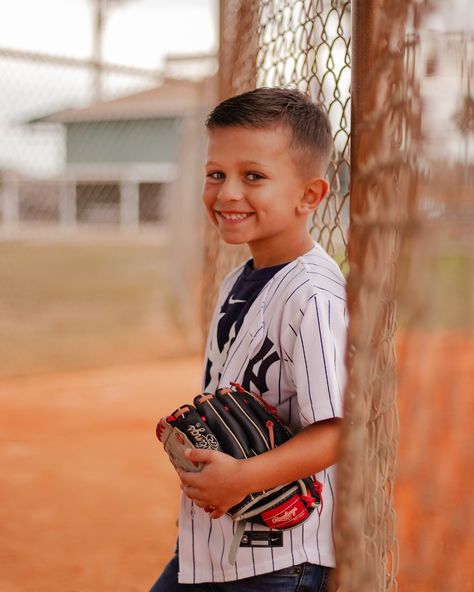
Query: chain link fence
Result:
<box><xmin>0</xmin><ymin>0</ymin><xmax>216</xmax><ymax>240</ymax></box>
<box><xmin>0</xmin><ymin>1</ymin><xmax>218</xmax><ymax>375</ymax></box>
<box><xmin>257</xmin><ymin>0</ymin><xmax>351</xmax><ymax>258</ymax></box>
<box><xmin>0</xmin><ymin>46</ymin><xmax>167</xmax><ymax>236</ymax></box>
<box><xmin>203</xmin><ymin>0</ymin><xmax>351</xmax><ymax>328</ymax></box>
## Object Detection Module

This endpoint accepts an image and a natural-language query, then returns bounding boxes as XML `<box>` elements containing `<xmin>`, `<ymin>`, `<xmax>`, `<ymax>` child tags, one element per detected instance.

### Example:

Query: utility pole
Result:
<box><xmin>92</xmin><ymin>0</ymin><xmax>106</xmax><ymax>101</ymax></box>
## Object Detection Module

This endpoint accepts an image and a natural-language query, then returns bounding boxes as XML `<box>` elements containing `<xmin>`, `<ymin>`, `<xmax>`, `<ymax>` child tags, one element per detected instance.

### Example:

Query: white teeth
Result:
<box><xmin>219</xmin><ymin>212</ymin><xmax>251</xmax><ymax>220</ymax></box>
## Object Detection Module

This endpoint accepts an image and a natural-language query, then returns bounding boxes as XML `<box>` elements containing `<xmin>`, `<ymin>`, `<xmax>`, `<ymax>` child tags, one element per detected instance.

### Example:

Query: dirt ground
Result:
<box><xmin>395</xmin><ymin>330</ymin><xmax>474</xmax><ymax>592</ymax></box>
<box><xmin>0</xmin><ymin>355</ymin><xmax>202</xmax><ymax>592</ymax></box>
<box><xmin>0</xmin><ymin>332</ymin><xmax>472</xmax><ymax>591</ymax></box>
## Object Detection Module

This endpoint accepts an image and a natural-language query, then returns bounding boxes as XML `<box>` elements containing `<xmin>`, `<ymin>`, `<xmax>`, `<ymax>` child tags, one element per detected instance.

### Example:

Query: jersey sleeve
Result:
<box><xmin>291</xmin><ymin>293</ymin><xmax>347</xmax><ymax>426</ymax></box>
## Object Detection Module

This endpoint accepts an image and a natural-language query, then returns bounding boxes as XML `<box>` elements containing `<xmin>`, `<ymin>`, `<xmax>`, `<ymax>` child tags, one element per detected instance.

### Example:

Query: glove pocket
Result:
<box><xmin>193</xmin><ymin>393</ymin><xmax>254</xmax><ymax>459</ymax></box>
<box><xmin>215</xmin><ymin>387</ymin><xmax>292</xmax><ymax>454</ymax></box>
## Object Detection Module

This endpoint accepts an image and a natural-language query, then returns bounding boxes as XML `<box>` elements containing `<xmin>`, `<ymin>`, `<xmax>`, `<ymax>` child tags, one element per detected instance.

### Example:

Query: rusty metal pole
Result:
<box><xmin>92</xmin><ymin>0</ymin><xmax>105</xmax><ymax>102</ymax></box>
<box><xmin>335</xmin><ymin>5</ymin><xmax>380</xmax><ymax>589</ymax></box>
<box><xmin>218</xmin><ymin>0</ymin><xmax>232</xmax><ymax>100</ymax></box>
<box><xmin>350</xmin><ymin>0</ymin><xmax>377</xmax><ymax>262</ymax></box>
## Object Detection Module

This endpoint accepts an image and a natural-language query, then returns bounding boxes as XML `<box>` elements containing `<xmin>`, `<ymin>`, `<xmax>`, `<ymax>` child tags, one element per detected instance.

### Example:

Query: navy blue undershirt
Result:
<box><xmin>216</xmin><ymin>259</ymin><xmax>289</xmax><ymax>352</ymax></box>
<box><xmin>203</xmin><ymin>259</ymin><xmax>291</xmax><ymax>389</ymax></box>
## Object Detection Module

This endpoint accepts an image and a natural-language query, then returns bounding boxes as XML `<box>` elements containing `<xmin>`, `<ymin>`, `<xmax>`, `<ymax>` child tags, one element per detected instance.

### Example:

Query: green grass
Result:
<box><xmin>397</xmin><ymin>249</ymin><xmax>474</xmax><ymax>330</ymax></box>
<box><xmin>331</xmin><ymin>246</ymin><xmax>472</xmax><ymax>330</ymax></box>
<box><xmin>2</xmin><ymin>240</ymin><xmax>469</xmax><ymax>378</ymax></box>
<box><xmin>0</xmin><ymin>241</ymin><xmax>189</xmax><ymax>377</ymax></box>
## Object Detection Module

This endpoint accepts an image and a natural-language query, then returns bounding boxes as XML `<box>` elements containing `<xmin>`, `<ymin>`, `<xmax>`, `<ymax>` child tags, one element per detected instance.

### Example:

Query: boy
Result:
<box><xmin>150</xmin><ymin>88</ymin><xmax>347</xmax><ymax>591</ymax></box>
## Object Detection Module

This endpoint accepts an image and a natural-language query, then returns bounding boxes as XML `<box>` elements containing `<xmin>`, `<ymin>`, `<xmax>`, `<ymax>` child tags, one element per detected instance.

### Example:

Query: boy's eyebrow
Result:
<box><xmin>242</xmin><ymin>160</ymin><xmax>270</xmax><ymax>167</ymax></box>
<box><xmin>205</xmin><ymin>160</ymin><xmax>270</xmax><ymax>168</ymax></box>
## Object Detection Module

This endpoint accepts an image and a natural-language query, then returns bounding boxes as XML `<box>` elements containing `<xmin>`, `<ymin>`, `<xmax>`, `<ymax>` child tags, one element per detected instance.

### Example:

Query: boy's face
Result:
<box><xmin>203</xmin><ymin>125</ymin><xmax>325</xmax><ymax>265</ymax></box>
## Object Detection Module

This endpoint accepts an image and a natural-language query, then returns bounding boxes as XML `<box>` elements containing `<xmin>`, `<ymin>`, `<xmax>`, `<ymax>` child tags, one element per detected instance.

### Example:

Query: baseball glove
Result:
<box><xmin>156</xmin><ymin>382</ymin><xmax>323</xmax><ymax>564</ymax></box>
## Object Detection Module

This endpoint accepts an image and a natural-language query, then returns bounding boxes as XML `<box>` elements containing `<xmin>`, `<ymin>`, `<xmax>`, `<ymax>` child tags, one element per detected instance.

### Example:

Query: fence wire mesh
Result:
<box><xmin>0</xmin><ymin>48</ymin><xmax>167</xmax><ymax>235</ymax></box>
<box><xmin>0</xmin><ymin>0</ymin><xmax>215</xmax><ymax>239</ymax></box>
<box><xmin>256</xmin><ymin>0</ymin><xmax>351</xmax><ymax>257</ymax></box>
<box><xmin>203</xmin><ymin>0</ymin><xmax>351</xmax><ymax>328</ymax></box>
<box><xmin>0</xmin><ymin>0</ymin><xmax>218</xmax><ymax>379</ymax></box>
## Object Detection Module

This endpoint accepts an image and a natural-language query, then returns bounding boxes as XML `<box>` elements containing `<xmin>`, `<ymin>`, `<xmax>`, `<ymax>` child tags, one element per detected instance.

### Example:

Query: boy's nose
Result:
<box><xmin>217</xmin><ymin>179</ymin><xmax>243</xmax><ymax>202</ymax></box>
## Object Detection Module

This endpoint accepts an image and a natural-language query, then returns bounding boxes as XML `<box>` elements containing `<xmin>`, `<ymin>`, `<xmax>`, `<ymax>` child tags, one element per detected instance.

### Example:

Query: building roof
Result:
<box><xmin>31</xmin><ymin>76</ymin><xmax>216</xmax><ymax>124</ymax></box>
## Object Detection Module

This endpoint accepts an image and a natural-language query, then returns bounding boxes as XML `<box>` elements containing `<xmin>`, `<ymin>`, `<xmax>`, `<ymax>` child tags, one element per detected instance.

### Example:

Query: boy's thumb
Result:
<box><xmin>185</xmin><ymin>447</ymin><xmax>214</xmax><ymax>464</ymax></box>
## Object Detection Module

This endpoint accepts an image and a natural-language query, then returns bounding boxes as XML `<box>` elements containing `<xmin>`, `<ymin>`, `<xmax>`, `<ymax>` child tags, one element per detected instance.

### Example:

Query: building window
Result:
<box><xmin>139</xmin><ymin>182</ymin><xmax>164</xmax><ymax>223</ymax></box>
<box><xmin>76</xmin><ymin>182</ymin><xmax>120</xmax><ymax>224</ymax></box>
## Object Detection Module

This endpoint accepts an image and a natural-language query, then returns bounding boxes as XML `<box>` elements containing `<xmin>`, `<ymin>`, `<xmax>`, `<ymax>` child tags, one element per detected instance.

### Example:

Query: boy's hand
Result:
<box><xmin>178</xmin><ymin>448</ymin><xmax>247</xmax><ymax>519</ymax></box>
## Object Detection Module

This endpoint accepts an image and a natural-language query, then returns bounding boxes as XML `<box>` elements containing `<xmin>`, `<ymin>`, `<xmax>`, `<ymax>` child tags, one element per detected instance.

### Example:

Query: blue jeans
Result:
<box><xmin>149</xmin><ymin>554</ymin><xmax>332</xmax><ymax>592</ymax></box>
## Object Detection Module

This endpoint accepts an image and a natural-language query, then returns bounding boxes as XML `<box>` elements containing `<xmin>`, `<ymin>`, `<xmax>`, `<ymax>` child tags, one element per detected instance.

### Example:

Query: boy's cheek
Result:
<box><xmin>204</xmin><ymin>206</ymin><xmax>218</xmax><ymax>226</ymax></box>
<box><xmin>202</xmin><ymin>198</ymin><xmax>218</xmax><ymax>226</ymax></box>
<box><xmin>201</xmin><ymin>189</ymin><xmax>213</xmax><ymax>210</ymax></box>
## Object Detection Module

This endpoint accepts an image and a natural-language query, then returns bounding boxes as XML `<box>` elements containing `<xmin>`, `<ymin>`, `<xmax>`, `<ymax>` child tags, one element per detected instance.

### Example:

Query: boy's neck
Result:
<box><xmin>250</xmin><ymin>234</ymin><xmax>314</xmax><ymax>269</ymax></box>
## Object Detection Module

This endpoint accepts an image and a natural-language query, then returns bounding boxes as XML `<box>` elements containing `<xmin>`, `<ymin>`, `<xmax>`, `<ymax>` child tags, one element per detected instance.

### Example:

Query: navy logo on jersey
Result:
<box><xmin>204</xmin><ymin>261</ymin><xmax>285</xmax><ymax>391</ymax></box>
<box><xmin>205</xmin><ymin>288</ymin><xmax>248</xmax><ymax>389</ymax></box>
<box><xmin>242</xmin><ymin>336</ymin><xmax>280</xmax><ymax>394</ymax></box>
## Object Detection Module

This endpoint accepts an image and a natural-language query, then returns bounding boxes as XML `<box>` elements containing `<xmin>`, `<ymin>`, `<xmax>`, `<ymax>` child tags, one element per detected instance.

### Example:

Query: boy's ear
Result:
<box><xmin>297</xmin><ymin>178</ymin><xmax>330</xmax><ymax>215</ymax></box>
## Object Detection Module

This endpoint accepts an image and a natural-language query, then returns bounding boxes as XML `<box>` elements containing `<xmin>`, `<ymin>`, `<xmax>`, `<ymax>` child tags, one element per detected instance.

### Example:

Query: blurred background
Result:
<box><xmin>0</xmin><ymin>1</ymin><xmax>473</xmax><ymax>591</ymax></box>
<box><xmin>0</xmin><ymin>1</ymin><xmax>217</xmax><ymax>590</ymax></box>
<box><xmin>0</xmin><ymin>0</ymin><xmax>218</xmax><ymax>377</ymax></box>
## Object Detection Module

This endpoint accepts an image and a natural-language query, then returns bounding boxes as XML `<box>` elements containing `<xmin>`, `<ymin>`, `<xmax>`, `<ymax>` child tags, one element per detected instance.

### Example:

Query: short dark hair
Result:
<box><xmin>205</xmin><ymin>87</ymin><xmax>333</xmax><ymax>175</ymax></box>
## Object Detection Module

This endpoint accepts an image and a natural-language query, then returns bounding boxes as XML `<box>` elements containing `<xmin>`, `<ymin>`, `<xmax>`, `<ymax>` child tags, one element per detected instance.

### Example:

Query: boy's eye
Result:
<box><xmin>206</xmin><ymin>171</ymin><xmax>225</xmax><ymax>180</ymax></box>
<box><xmin>246</xmin><ymin>172</ymin><xmax>264</xmax><ymax>181</ymax></box>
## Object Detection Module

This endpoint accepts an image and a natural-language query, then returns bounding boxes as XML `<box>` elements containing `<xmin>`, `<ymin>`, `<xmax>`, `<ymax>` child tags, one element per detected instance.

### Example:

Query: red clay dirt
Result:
<box><xmin>395</xmin><ymin>330</ymin><xmax>474</xmax><ymax>592</ymax></box>
<box><xmin>0</xmin><ymin>332</ymin><xmax>472</xmax><ymax>591</ymax></box>
<box><xmin>0</xmin><ymin>356</ymin><xmax>202</xmax><ymax>592</ymax></box>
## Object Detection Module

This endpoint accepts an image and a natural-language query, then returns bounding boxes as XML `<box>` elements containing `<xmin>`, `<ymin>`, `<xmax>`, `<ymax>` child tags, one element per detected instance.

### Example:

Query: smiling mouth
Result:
<box><xmin>216</xmin><ymin>211</ymin><xmax>254</xmax><ymax>221</ymax></box>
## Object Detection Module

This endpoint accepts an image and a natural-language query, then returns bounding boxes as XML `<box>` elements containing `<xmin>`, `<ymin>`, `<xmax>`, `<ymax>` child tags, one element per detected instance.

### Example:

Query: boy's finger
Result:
<box><xmin>177</xmin><ymin>469</ymin><xmax>201</xmax><ymax>487</ymax></box>
<box><xmin>179</xmin><ymin>471</ymin><xmax>212</xmax><ymax>493</ymax></box>
<box><xmin>210</xmin><ymin>509</ymin><xmax>224</xmax><ymax>519</ymax></box>
<box><xmin>184</xmin><ymin>447</ymin><xmax>215</xmax><ymax>464</ymax></box>
<box><xmin>182</xmin><ymin>484</ymin><xmax>202</xmax><ymax>499</ymax></box>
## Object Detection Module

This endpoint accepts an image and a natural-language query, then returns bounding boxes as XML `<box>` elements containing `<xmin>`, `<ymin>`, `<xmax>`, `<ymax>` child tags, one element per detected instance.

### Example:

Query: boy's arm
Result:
<box><xmin>178</xmin><ymin>417</ymin><xmax>342</xmax><ymax>519</ymax></box>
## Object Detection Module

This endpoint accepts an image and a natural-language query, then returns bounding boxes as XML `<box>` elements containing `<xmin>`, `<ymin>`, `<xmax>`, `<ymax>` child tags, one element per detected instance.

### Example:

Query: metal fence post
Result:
<box><xmin>335</xmin><ymin>1</ymin><xmax>412</xmax><ymax>590</ymax></box>
<box><xmin>59</xmin><ymin>180</ymin><xmax>77</xmax><ymax>231</ymax></box>
<box><xmin>0</xmin><ymin>172</ymin><xmax>20</xmax><ymax>234</ymax></box>
<box><xmin>120</xmin><ymin>180</ymin><xmax>139</xmax><ymax>233</ymax></box>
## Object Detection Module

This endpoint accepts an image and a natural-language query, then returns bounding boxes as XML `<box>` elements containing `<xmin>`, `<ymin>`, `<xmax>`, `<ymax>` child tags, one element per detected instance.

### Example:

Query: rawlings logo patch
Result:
<box><xmin>270</xmin><ymin>506</ymin><xmax>299</xmax><ymax>525</ymax></box>
<box><xmin>187</xmin><ymin>423</ymin><xmax>219</xmax><ymax>450</ymax></box>
<box><xmin>261</xmin><ymin>495</ymin><xmax>309</xmax><ymax>529</ymax></box>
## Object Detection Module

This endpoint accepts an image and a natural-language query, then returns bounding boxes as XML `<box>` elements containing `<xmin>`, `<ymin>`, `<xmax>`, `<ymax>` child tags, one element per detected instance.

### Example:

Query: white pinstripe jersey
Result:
<box><xmin>178</xmin><ymin>242</ymin><xmax>348</xmax><ymax>584</ymax></box>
